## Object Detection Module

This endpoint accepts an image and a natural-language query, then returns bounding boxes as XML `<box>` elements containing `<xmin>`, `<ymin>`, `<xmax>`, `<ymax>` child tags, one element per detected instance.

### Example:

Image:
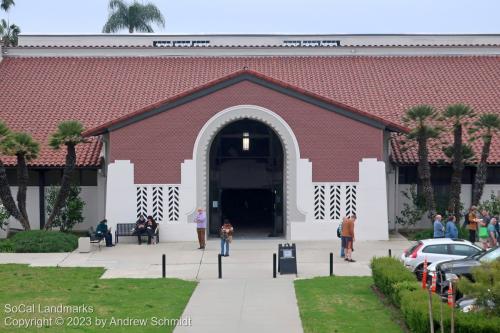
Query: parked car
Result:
<box><xmin>400</xmin><ymin>238</ymin><xmax>482</xmax><ymax>280</ymax></box>
<box><xmin>428</xmin><ymin>246</ymin><xmax>500</xmax><ymax>297</ymax></box>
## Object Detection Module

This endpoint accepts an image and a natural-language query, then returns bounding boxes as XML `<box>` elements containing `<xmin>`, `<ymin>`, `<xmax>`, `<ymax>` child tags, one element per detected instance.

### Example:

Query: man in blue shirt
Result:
<box><xmin>445</xmin><ymin>215</ymin><xmax>458</xmax><ymax>239</ymax></box>
<box><xmin>433</xmin><ymin>214</ymin><xmax>445</xmax><ymax>238</ymax></box>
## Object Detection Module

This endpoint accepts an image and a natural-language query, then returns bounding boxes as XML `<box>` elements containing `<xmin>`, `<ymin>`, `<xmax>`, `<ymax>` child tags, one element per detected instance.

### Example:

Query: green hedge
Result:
<box><xmin>370</xmin><ymin>256</ymin><xmax>417</xmax><ymax>306</ymax></box>
<box><xmin>410</xmin><ymin>227</ymin><xmax>468</xmax><ymax>241</ymax></box>
<box><xmin>372</xmin><ymin>256</ymin><xmax>500</xmax><ymax>333</ymax></box>
<box><xmin>10</xmin><ymin>230</ymin><xmax>78</xmax><ymax>253</ymax></box>
<box><xmin>400</xmin><ymin>288</ymin><xmax>500</xmax><ymax>333</ymax></box>
<box><xmin>0</xmin><ymin>239</ymin><xmax>14</xmax><ymax>252</ymax></box>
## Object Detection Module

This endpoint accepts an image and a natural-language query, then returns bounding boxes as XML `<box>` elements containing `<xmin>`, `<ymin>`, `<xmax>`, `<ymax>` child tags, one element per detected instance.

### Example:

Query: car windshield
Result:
<box><xmin>479</xmin><ymin>247</ymin><xmax>500</xmax><ymax>263</ymax></box>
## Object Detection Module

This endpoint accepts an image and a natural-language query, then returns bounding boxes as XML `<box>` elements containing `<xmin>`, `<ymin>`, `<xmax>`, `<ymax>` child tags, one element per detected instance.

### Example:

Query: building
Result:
<box><xmin>0</xmin><ymin>34</ymin><xmax>499</xmax><ymax>241</ymax></box>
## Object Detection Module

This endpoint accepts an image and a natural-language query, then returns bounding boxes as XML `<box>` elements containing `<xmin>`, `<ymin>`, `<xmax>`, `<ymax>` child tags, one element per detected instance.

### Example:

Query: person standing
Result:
<box><xmin>467</xmin><ymin>206</ymin><xmax>479</xmax><ymax>244</ymax></box>
<box><xmin>433</xmin><ymin>214</ymin><xmax>444</xmax><ymax>238</ymax></box>
<box><xmin>341</xmin><ymin>215</ymin><xmax>355</xmax><ymax>262</ymax></box>
<box><xmin>338</xmin><ymin>217</ymin><xmax>347</xmax><ymax>258</ymax></box>
<box><xmin>220</xmin><ymin>219</ymin><xmax>233</xmax><ymax>257</ymax></box>
<box><xmin>195</xmin><ymin>208</ymin><xmax>206</xmax><ymax>249</ymax></box>
<box><xmin>487</xmin><ymin>218</ymin><xmax>498</xmax><ymax>248</ymax></box>
<box><xmin>444</xmin><ymin>215</ymin><xmax>458</xmax><ymax>239</ymax></box>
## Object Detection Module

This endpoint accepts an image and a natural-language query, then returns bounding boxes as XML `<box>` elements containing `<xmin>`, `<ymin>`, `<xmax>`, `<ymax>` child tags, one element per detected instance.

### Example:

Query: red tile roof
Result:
<box><xmin>0</xmin><ymin>55</ymin><xmax>499</xmax><ymax>167</ymax></box>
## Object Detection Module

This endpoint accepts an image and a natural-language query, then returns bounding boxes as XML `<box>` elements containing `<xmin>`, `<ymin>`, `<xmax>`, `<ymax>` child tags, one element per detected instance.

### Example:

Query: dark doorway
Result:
<box><xmin>208</xmin><ymin>119</ymin><xmax>284</xmax><ymax>238</ymax></box>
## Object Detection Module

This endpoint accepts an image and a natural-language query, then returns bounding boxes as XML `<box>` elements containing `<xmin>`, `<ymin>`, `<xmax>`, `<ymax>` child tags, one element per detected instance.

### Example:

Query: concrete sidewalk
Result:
<box><xmin>175</xmin><ymin>278</ymin><xmax>303</xmax><ymax>333</ymax></box>
<box><xmin>0</xmin><ymin>234</ymin><xmax>411</xmax><ymax>279</ymax></box>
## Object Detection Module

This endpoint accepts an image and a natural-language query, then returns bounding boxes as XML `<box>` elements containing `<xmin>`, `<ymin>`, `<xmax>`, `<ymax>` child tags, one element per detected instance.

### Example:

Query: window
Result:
<box><xmin>450</xmin><ymin>244</ymin><xmax>480</xmax><ymax>256</ymax></box>
<box><xmin>422</xmin><ymin>244</ymin><xmax>448</xmax><ymax>254</ymax></box>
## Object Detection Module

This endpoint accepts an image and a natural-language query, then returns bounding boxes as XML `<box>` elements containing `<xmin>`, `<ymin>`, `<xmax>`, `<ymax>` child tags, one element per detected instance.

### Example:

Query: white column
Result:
<box><xmin>105</xmin><ymin>160</ymin><xmax>136</xmax><ymax>235</ymax></box>
<box><xmin>356</xmin><ymin>158</ymin><xmax>389</xmax><ymax>240</ymax></box>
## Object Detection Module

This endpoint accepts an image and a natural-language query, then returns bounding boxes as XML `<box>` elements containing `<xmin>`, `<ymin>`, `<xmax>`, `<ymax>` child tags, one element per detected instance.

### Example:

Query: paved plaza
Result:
<box><xmin>0</xmin><ymin>234</ymin><xmax>411</xmax><ymax>333</ymax></box>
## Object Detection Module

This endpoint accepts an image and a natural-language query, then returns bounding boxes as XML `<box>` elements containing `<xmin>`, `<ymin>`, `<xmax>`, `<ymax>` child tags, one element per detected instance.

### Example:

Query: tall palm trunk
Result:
<box><xmin>472</xmin><ymin>134</ymin><xmax>491</xmax><ymax>206</ymax></box>
<box><xmin>45</xmin><ymin>144</ymin><xmax>76</xmax><ymax>229</ymax></box>
<box><xmin>417</xmin><ymin>136</ymin><xmax>436</xmax><ymax>217</ymax></box>
<box><xmin>0</xmin><ymin>160</ymin><xmax>30</xmax><ymax>230</ymax></box>
<box><xmin>16</xmin><ymin>153</ymin><xmax>30</xmax><ymax>224</ymax></box>
<box><xmin>448</xmin><ymin>124</ymin><xmax>464</xmax><ymax>219</ymax></box>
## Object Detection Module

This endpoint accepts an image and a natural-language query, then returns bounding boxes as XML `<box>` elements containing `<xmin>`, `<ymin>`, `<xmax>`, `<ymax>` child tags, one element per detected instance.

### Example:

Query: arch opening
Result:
<box><xmin>208</xmin><ymin>119</ymin><xmax>284</xmax><ymax>237</ymax></box>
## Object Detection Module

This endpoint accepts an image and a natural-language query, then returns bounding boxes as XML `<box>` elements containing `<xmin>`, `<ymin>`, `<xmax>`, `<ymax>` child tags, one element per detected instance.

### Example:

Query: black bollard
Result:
<box><xmin>329</xmin><ymin>252</ymin><xmax>333</xmax><ymax>276</ymax></box>
<box><xmin>273</xmin><ymin>253</ymin><xmax>277</xmax><ymax>278</ymax></box>
<box><xmin>388</xmin><ymin>249</ymin><xmax>392</xmax><ymax>257</ymax></box>
<box><xmin>218</xmin><ymin>254</ymin><xmax>222</xmax><ymax>279</ymax></box>
<box><xmin>162</xmin><ymin>254</ymin><xmax>166</xmax><ymax>278</ymax></box>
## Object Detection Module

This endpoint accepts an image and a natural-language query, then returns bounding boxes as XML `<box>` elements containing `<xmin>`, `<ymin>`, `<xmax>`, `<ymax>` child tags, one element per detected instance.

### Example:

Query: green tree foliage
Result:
<box><xmin>402</xmin><ymin>105</ymin><xmax>441</xmax><ymax>219</ymax></box>
<box><xmin>0</xmin><ymin>18</ymin><xmax>20</xmax><ymax>46</ymax></box>
<box><xmin>46</xmin><ymin>185</ymin><xmax>85</xmax><ymax>232</ymax></box>
<box><xmin>45</xmin><ymin>121</ymin><xmax>86</xmax><ymax>230</ymax></box>
<box><xmin>469</xmin><ymin>113</ymin><xmax>500</xmax><ymax>206</ymax></box>
<box><xmin>0</xmin><ymin>204</ymin><xmax>9</xmax><ymax>231</ymax></box>
<box><xmin>0</xmin><ymin>0</ymin><xmax>15</xmax><ymax>12</ymax></box>
<box><xmin>102</xmin><ymin>0</ymin><xmax>165</xmax><ymax>33</ymax></box>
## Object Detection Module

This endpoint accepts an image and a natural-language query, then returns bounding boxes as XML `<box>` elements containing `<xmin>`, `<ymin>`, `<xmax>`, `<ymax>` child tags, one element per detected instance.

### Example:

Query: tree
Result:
<box><xmin>46</xmin><ymin>185</ymin><xmax>85</xmax><ymax>232</ymax></box>
<box><xmin>1</xmin><ymin>0</ymin><xmax>15</xmax><ymax>12</ymax></box>
<box><xmin>470</xmin><ymin>113</ymin><xmax>500</xmax><ymax>205</ymax></box>
<box><xmin>402</xmin><ymin>105</ymin><xmax>441</xmax><ymax>218</ymax></box>
<box><xmin>102</xmin><ymin>0</ymin><xmax>165</xmax><ymax>33</ymax></box>
<box><xmin>0</xmin><ymin>127</ymin><xmax>40</xmax><ymax>231</ymax></box>
<box><xmin>442</xmin><ymin>104</ymin><xmax>474</xmax><ymax>219</ymax></box>
<box><xmin>0</xmin><ymin>19</ymin><xmax>20</xmax><ymax>46</ymax></box>
<box><xmin>45</xmin><ymin>121</ymin><xmax>86</xmax><ymax>230</ymax></box>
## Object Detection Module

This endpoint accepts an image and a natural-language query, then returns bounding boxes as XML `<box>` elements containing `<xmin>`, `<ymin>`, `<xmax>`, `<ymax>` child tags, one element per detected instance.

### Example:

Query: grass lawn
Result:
<box><xmin>0</xmin><ymin>264</ymin><xmax>197</xmax><ymax>332</ymax></box>
<box><xmin>295</xmin><ymin>276</ymin><xmax>403</xmax><ymax>333</ymax></box>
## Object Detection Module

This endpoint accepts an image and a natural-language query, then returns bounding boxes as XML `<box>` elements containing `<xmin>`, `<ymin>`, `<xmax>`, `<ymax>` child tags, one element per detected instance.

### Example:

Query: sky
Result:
<box><xmin>1</xmin><ymin>0</ymin><xmax>499</xmax><ymax>34</ymax></box>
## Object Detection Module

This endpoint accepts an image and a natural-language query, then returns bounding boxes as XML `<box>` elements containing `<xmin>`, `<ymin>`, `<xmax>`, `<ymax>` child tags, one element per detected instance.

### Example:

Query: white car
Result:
<box><xmin>400</xmin><ymin>238</ymin><xmax>482</xmax><ymax>280</ymax></box>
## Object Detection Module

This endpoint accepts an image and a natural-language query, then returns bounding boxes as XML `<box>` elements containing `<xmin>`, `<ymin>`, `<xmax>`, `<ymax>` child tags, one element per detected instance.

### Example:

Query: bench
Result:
<box><xmin>115</xmin><ymin>223</ymin><xmax>160</xmax><ymax>244</ymax></box>
<box><xmin>88</xmin><ymin>227</ymin><xmax>104</xmax><ymax>250</ymax></box>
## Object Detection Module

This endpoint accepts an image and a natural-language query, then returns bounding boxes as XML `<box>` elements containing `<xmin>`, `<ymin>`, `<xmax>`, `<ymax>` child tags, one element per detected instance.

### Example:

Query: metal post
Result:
<box><xmin>273</xmin><ymin>253</ymin><xmax>277</xmax><ymax>278</ymax></box>
<box><xmin>162</xmin><ymin>254</ymin><xmax>166</xmax><ymax>278</ymax></box>
<box><xmin>218</xmin><ymin>254</ymin><xmax>222</xmax><ymax>279</ymax></box>
<box><xmin>388</xmin><ymin>249</ymin><xmax>392</xmax><ymax>257</ymax></box>
<box><xmin>329</xmin><ymin>252</ymin><xmax>333</xmax><ymax>276</ymax></box>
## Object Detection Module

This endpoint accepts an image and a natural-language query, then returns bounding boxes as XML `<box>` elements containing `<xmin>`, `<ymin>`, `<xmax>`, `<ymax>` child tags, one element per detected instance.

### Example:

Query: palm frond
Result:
<box><xmin>1</xmin><ymin>0</ymin><xmax>15</xmax><ymax>12</ymax></box>
<box><xmin>1</xmin><ymin>132</ymin><xmax>40</xmax><ymax>160</ymax></box>
<box><xmin>49</xmin><ymin>121</ymin><xmax>85</xmax><ymax>149</ymax></box>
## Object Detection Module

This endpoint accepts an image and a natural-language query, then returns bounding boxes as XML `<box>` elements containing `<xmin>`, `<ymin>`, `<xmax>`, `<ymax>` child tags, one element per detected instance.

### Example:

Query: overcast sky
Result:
<box><xmin>2</xmin><ymin>0</ymin><xmax>499</xmax><ymax>34</ymax></box>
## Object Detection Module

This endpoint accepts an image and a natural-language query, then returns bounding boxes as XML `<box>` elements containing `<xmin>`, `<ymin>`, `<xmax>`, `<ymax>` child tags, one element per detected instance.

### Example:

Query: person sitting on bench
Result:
<box><xmin>133</xmin><ymin>215</ymin><xmax>147</xmax><ymax>244</ymax></box>
<box><xmin>96</xmin><ymin>219</ymin><xmax>113</xmax><ymax>247</ymax></box>
<box><xmin>145</xmin><ymin>215</ymin><xmax>158</xmax><ymax>245</ymax></box>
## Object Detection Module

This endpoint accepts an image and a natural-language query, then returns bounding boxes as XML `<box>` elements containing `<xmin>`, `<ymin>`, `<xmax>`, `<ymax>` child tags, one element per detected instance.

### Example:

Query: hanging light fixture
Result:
<box><xmin>242</xmin><ymin>132</ymin><xmax>250</xmax><ymax>151</ymax></box>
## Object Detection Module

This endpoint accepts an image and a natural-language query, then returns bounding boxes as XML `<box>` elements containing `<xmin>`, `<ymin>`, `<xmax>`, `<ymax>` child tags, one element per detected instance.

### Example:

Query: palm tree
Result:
<box><xmin>0</xmin><ymin>19</ymin><xmax>20</xmax><ymax>46</ymax></box>
<box><xmin>470</xmin><ymin>114</ymin><xmax>500</xmax><ymax>206</ymax></box>
<box><xmin>0</xmin><ymin>129</ymin><xmax>40</xmax><ymax>230</ymax></box>
<box><xmin>45</xmin><ymin>121</ymin><xmax>86</xmax><ymax>230</ymax></box>
<box><xmin>403</xmin><ymin>105</ymin><xmax>441</xmax><ymax>218</ymax></box>
<box><xmin>442</xmin><ymin>104</ymin><xmax>474</xmax><ymax>219</ymax></box>
<box><xmin>1</xmin><ymin>0</ymin><xmax>15</xmax><ymax>12</ymax></box>
<box><xmin>102</xmin><ymin>0</ymin><xmax>165</xmax><ymax>33</ymax></box>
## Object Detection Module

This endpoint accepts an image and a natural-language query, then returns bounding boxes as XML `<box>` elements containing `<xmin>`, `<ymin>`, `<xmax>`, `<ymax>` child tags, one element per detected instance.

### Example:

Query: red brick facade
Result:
<box><xmin>109</xmin><ymin>81</ymin><xmax>383</xmax><ymax>183</ymax></box>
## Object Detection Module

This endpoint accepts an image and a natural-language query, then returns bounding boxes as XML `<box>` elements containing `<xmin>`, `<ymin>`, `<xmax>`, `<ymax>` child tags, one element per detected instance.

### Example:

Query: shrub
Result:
<box><xmin>395</xmin><ymin>185</ymin><xmax>426</xmax><ymax>227</ymax></box>
<box><xmin>0</xmin><ymin>239</ymin><xmax>14</xmax><ymax>252</ymax></box>
<box><xmin>409</xmin><ymin>227</ymin><xmax>468</xmax><ymax>241</ymax></box>
<box><xmin>10</xmin><ymin>230</ymin><xmax>78</xmax><ymax>253</ymax></box>
<box><xmin>0</xmin><ymin>204</ymin><xmax>9</xmax><ymax>231</ymax></box>
<box><xmin>370</xmin><ymin>256</ymin><xmax>417</xmax><ymax>305</ymax></box>
<box><xmin>46</xmin><ymin>185</ymin><xmax>85</xmax><ymax>232</ymax></box>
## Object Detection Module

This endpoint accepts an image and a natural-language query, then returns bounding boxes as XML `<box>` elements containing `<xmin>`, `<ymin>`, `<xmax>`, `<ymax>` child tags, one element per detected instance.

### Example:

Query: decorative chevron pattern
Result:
<box><xmin>329</xmin><ymin>185</ymin><xmax>341</xmax><ymax>220</ymax></box>
<box><xmin>152</xmin><ymin>186</ymin><xmax>164</xmax><ymax>221</ymax></box>
<box><xmin>167</xmin><ymin>186</ymin><xmax>180</xmax><ymax>222</ymax></box>
<box><xmin>314</xmin><ymin>185</ymin><xmax>326</xmax><ymax>220</ymax></box>
<box><xmin>345</xmin><ymin>185</ymin><xmax>357</xmax><ymax>217</ymax></box>
<box><xmin>136</xmin><ymin>186</ymin><xmax>148</xmax><ymax>219</ymax></box>
<box><xmin>313</xmin><ymin>183</ymin><xmax>358</xmax><ymax>222</ymax></box>
<box><xmin>135</xmin><ymin>184</ymin><xmax>180</xmax><ymax>222</ymax></box>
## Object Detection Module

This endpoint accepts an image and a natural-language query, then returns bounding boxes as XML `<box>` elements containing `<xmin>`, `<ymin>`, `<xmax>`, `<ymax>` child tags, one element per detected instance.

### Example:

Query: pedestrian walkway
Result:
<box><xmin>175</xmin><ymin>278</ymin><xmax>303</xmax><ymax>333</ymax></box>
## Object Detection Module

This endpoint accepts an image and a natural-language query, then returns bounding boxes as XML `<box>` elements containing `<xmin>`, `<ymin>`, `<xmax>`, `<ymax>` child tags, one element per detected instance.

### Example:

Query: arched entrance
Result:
<box><xmin>208</xmin><ymin>119</ymin><xmax>284</xmax><ymax>237</ymax></box>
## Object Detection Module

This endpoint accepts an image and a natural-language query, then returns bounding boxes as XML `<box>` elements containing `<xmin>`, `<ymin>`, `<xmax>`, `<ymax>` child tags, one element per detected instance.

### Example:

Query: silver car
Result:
<box><xmin>400</xmin><ymin>238</ymin><xmax>482</xmax><ymax>280</ymax></box>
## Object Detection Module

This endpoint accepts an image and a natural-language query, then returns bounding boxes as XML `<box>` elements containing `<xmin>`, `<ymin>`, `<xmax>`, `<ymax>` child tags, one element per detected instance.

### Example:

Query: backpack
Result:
<box><xmin>336</xmin><ymin>223</ymin><xmax>342</xmax><ymax>238</ymax></box>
